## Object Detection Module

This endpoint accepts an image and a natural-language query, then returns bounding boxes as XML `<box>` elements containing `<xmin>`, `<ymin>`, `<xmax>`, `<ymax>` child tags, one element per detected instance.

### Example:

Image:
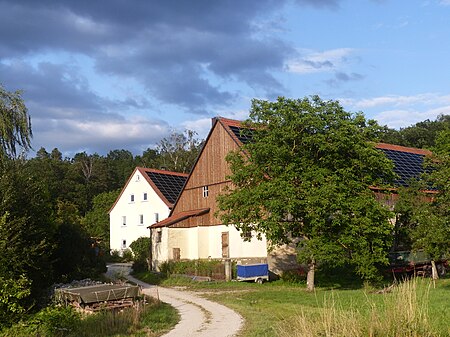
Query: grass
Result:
<box><xmin>134</xmin><ymin>270</ymin><xmax>450</xmax><ymax>337</ymax></box>
<box><xmin>1</xmin><ymin>296</ymin><xmax>179</xmax><ymax>337</ymax></box>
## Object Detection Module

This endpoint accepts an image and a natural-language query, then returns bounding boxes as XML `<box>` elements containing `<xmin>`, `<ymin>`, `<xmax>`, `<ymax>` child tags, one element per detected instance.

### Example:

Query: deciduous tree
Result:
<box><xmin>0</xmin><ymin>85</ymin><xmax>32</xmax><ymax>158</ymax></box>
<box><xmin>217</xmin><ymin>96</ymin><xmax>396</xmax><ymax>290</ymax></box>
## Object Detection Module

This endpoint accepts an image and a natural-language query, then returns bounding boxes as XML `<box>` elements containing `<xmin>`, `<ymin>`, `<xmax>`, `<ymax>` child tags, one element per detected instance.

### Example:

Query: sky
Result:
<box><xmin>2</xmin><ymin>0</ymin><xmax>450</xmax><ymax>157</ymax></box>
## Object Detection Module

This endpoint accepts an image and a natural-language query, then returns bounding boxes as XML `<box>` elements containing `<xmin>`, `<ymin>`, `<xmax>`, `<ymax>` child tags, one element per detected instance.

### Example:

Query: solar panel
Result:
<box><xmin>228</xmin><ymin>125</ymin><xmax>254</xmax><ymax>144</ymax></box>
<box><xmin>378</xmin><ymin>148</ymin><xmax>425</xmax><ymax>186</ymax></box>
<box><xmin>146</xmin><ymin>171</ymin><xmax>187</xmax><ymax>204</ymax></box>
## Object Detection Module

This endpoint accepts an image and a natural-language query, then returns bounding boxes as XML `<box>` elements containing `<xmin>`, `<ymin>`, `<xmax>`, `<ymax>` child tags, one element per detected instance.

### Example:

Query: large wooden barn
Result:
<box><xmin>149</xmin><ymin>117</ymin><xmax>432</xmax><ymax>273</ymax></box>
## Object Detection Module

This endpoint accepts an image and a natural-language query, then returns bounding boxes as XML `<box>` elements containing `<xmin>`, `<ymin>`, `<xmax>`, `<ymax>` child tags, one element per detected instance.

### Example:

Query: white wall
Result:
<box><xmin>110</xmin><ymin>170</ymin><xmax>170</xmax><ymax>253</ymax></box>
<box><xmin>164</xmin><ymin>225</ymin><xmax>268</xmax><ymax>261</ymax></box>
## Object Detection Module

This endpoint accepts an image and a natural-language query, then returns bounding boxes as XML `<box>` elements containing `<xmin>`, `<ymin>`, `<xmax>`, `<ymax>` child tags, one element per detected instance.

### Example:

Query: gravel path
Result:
<box><xmin>106</xmin><ymin>264</ymin><xmax>243</xmax><ymax>337</ymax></box>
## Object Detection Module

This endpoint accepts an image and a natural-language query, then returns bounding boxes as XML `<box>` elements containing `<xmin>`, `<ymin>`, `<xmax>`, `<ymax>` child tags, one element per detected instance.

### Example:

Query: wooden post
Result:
<box><xmin>224</xmin><ymin>259</ymin><xmax>232</xmax><ymax>281</ymax></box>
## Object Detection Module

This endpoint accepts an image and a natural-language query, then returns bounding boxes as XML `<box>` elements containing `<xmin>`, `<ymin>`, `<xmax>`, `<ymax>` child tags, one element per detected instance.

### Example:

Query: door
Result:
<box><xmin>173</xmin><ymin>248</ymin><xmax>180</xmax><ymax>261</ymax></box>
<box><xmin>221</xmin><ymin>232</ymin><xmax>229</xmax><ymax>258</ymax></box>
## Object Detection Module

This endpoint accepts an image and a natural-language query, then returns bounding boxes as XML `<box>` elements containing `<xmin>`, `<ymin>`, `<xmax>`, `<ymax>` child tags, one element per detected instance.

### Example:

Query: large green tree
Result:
<box><xmin>0</xmin><ymin>85</ymin><xmax>32</xmax><ymax>158</ymax></box>
<box><xmin>217</xmin><ymin>96</ymin><xmax>396</xmax><ymax>290</ymax></box>
<box><xmin>395</xmin><ymin>129</ymin><xmax>450</xmax><ymax>279</ymax></box>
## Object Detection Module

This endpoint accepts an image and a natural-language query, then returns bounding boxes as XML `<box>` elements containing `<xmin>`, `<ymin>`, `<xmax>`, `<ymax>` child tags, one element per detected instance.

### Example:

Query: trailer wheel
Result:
<box><xmin>256</xmin><ymin>278</ymin><xmax>263</xmax><ymax>284</ymax></box>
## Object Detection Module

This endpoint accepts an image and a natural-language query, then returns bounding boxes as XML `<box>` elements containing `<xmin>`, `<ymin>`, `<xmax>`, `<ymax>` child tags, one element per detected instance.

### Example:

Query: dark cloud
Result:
<box><xmin>0</xmin><ymin>0</ymin><xmax>292</xmax><ymax>112</ymax></box>
<box><xmin>326</xmin><ymin>71</ymin><xmax>365</xmax><ymax>87</ymax></box>
<box><xmin>0</xmin><ymin>0</ymin><xmax>344</xmax><ymax>154</ymax></box>
<box><xmin>295</xmin><ymin>0</ymin><xmax>341</xmax><ymax>9</ymax></box>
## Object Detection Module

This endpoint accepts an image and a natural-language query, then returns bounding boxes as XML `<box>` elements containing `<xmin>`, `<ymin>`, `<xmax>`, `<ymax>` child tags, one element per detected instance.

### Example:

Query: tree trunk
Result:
<box><xmin>306</xmin><ymin>259</ymin><xmax>315</xmax><ymax>292</ymax></box>
<box><xmin>431</xmin><ymin>260</ymin><xmax>439</xmax><ymax>280</ymax></box>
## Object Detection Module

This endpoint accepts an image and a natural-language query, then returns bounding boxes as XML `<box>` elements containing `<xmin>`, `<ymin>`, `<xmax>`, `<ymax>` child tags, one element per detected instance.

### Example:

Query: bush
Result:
<box><xmin>122</xmin><ymin>249</ymin><xmax>133</xmax><ymax>262</ymax></box>
<box><xmin>160</xmin><ymin>259</ymin><xmax>224</xmax><ymax>279</ymax></box>
<box><xmin>0</xmin><ymin>275</ymin><xmax>31</xmax><ymax>329</ymax></box>
<box><xmin>31</xmin><ymin>306</ymin><xmax>80</xmax><ymax>337</ymax></box>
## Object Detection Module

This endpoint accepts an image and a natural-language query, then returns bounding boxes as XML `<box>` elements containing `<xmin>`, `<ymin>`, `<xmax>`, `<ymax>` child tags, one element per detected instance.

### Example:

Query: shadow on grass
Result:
<box><xmin>314</xmin><ymin>264</ymin><xmax>364</xmax><ymax>290</ymax></box>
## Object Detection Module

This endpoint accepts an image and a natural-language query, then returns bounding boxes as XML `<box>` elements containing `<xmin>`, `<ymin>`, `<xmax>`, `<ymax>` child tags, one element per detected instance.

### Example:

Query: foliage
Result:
<box><xmin>82</xmin><ymin>189</ymin><xmax>120</xmax><ymax>249</ymax></box>
<box><xmin>130</xmin><ymin>237</ymin><xmax>151</xmax><ymax>272</ymax></box>
<box><xmin>0</xmin><ymin>85</ymin><xmax>32</xmax><ymax>158</ymax></box>
<box><xmin>380</xmin><ymin>114</ymin><xmax>450</xmax><ymax>149</ymax></box>
<box><xmin>1</xmin><ymin>297</ymin><xmax>179</xmax><ymax>337</ymax></box>
<box><xmin>0</xmin><ymin>159</ymin><xmax>55</xmax><ymax>307</ymax></box>
<box><xmin>52</xmin><ymin>200</ymin><xmax>106</xmax><ymax>282</ymax></box>
<box><xmin>217</xmin><ymin>96</ymin><xmax>396</xmax><ymax>288</ymax></box>
<box><xmin>0</xmin><ymin>275</ymin><xmax>31</xmax><ymax>328</ymax></box>
<box><xmin>394</xmin><ymin>128</ymin><xmax>450</xmax><ymax>262</ymax></box>
<box><xmin>159</xmin><ymin>259</ymin><xmax>224</xmax><ymax>279</ymax></box>
<box><xmin>156</xmin><ymin>129</ymin><xmax>204</xmax><ymax>173</ymax></box>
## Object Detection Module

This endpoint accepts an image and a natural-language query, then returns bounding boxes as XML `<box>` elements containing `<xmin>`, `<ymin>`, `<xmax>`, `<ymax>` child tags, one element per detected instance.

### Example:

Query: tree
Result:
<box><xmin>106</xmin><ymin>149</ymin><xmax>136</xmax><ymax>190</ymax></box>
<box><xmin>217</xmin><ymin>96</ymin><xmax>396</xmax><ymax>290</ymax></box>
<box><xmin>52</xmin><ymin>200</ymin><xmax>106</xmax><ymax>282</ymax></box>
<box><xmin>156</xmin><ymin>130</ymin><xmax>203</xmax><ymax>173</ymax></box>
<box><xmin>82</xmin><ymin>189</ymin><xmax>120</xmax><ymax>249</ymax></box>
<box><xmin>0</xmin><ymin>159</ymin><xmax>55</xmax><ymax>310</ymax></box>
<box><xmin>380</xmin><ymin>114</ymin><xmax>450</xmax><ymax>149</ymax></box>
<box><xmin>129</xmin><ymin>237</ymin><xmax>151</xmax><ymax>271</ymax></box>
<box><xmin>0</xmin><ymin>85</ymin><xmax>32</xmax><ymax>158</ymax></box>
<box><xmin>395</xmin><ymin>129</ymin><xmax>450</xmax><ymax>279</ymax></box>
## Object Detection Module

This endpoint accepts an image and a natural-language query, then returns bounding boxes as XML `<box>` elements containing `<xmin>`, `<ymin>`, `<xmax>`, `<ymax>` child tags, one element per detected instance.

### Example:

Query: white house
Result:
<box><xmin>109</xmin><ymin>167</ymin><xmax>188</xmax><ymax>253</ymax></box>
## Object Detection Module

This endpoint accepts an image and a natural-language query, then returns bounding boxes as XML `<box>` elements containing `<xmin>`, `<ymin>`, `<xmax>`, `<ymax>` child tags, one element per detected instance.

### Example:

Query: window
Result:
<box><xmin>122</xmin><ymin>239</ymin><xmax>127</xmax><ymax>248</ymax></box>
<box><xmin>136</xmin><ymin>174</ymin><xmax>140</xmax><ymax>182</ymax></box>
<box><xmin>156</xmin><ymin>231</ymin><xmax>162</xmax><ymax>243</ymax></box>
<box><xmin>202</xmin><ymin>185</ymin><xmax>209</xmax><ymax>198</ymax></box>
<box><xmin>154</xmin><ymin>213</ymin><xmax>159</xmax><ymax>223</ymax></box>
<box><xmin>130</xmin><ymin>194</ymin><xmax>135</xmax><ymax>202</ymax></box>
<box><xmin>139</xmin><ymin>214</ymin><xmax>144</xmax><ymax>225</ymax></box>
<box><xmin>122</xmin><ymin>216</ymin><xmax>126</xmax><ymax>226</ymax></box>
<box><xmin>143</xmin><ymin>192</ymin><xmax>148</xmax><ymax>201</ymax></box>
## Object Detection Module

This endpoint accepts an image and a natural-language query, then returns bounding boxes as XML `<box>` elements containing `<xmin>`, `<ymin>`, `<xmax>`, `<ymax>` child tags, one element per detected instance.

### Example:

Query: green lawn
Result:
<box><xmin>134</xmin><ymin>272</ymin><xmax>450</xmax><ymax>337</ymax></box>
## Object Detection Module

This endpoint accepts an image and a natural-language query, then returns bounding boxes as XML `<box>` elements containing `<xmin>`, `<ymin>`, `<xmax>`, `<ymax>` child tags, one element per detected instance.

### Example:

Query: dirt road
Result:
<box><xmin>106</xmin><ymin>264</ymin><xmax>243</xmax><ymax>337</ymax></box>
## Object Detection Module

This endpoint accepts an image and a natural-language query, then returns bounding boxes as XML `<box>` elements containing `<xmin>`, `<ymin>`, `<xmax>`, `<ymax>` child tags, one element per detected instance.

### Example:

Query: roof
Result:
<box><xmin>375</xmin><ymin>143</ymin><xmax>432</xmax><ymax>187</ymax></box>
<box><xmin>109</xmin><ymin>167</ymin><xmax>188</xmax><ymax>212</ymax></box>
<box><xmin>149</xmin><ymin>208</ymin><xmax>210</xmax><ymax>228</ymax></box>
<box><xmin>218</xmin><ymin>119</ymin><xmax>433</xmax><ymax>188</ymax></box>
<box><xmin>142</xmin><ymin>168</ymin><xmax>188</xmax><ymax>205</ymax></box>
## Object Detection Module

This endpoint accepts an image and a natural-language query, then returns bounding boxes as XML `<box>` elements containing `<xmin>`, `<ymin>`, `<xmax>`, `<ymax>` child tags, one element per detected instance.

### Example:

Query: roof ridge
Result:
<box><xmin>136</xmin><ymin>167</ymin><xmax>189</xmax><ymax>176</ymax></box>
<box><xmin>376</xmin><ymin>143</ymin><xmax>432</xmax><ymax>156</ymax></box>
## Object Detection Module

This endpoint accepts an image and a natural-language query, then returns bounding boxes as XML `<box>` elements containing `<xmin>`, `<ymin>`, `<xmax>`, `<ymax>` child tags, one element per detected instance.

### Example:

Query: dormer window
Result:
<box><xmin>202</xmin><ymin>186</ymin><xmax>209</xmax><ymax>198</ymax></box>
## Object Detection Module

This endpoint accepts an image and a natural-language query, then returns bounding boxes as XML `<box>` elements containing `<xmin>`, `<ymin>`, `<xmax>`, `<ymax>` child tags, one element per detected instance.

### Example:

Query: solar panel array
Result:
<box><xmin>228</xmin><ymin>125</ymin><xmax>254</xmax><ymax>144</ymax></box>
<box><xmin>378</xmin><ymin>148</ymin><xmax>425</xmax><ymax>186</ymax></box>
<box><xmin>146</xmin><ymin>171</ymin><xmax>187</xmax><ymax>204</ymax></box>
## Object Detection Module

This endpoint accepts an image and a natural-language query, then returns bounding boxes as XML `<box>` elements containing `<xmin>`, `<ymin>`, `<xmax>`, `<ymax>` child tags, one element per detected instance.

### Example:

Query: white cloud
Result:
<box><xmin>341</xmin><ymin>93</ymin><xmax>450</xmax><ymax>109</ymax></box>
<box><xmin>286</xmin><ymin>48</ymin><xmax>355</xmax><ymax>74</ymax></box>
<box><xmin>340</xmin><ymin>92</ymin><xmax>450</xmax><ymax>129</ymax></box>
<box><xmin>32</xmin><ymin>115</ymin><xmax>169</xmax><ymax>154</ymax></box>
<box><xmin>439</xmin><ymin>0</ymin><xmax>450</xmax><ymax>6</ymax></box>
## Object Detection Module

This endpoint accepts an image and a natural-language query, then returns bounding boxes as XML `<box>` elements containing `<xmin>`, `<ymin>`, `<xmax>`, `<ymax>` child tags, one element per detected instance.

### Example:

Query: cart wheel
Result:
<box><xmin>256</xmin><ymin>278</ymin><xmax>263</xmax><ymax>284</ymax></box>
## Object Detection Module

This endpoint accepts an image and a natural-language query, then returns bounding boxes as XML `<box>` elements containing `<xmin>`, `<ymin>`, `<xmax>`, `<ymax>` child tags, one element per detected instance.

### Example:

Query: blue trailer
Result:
<box><xmin>236</xmin><ymin>263</ymin><xmax>269</xmax><ymax>283</ymax></box>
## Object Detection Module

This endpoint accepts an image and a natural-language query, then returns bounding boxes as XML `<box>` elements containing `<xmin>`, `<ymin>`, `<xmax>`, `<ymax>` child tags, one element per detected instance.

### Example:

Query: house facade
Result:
<box><xmin>109</xmin><ymin>167</ymin><xmax>187</xmax><ymax>254</ymax></box>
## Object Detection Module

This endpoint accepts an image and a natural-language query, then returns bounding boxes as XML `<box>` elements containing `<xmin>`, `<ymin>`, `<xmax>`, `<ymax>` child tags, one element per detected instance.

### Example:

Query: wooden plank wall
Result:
<box><xmin>172</xmin><ymin>121</ymin><xmax>240</xmax><ymax>227</ymax></box>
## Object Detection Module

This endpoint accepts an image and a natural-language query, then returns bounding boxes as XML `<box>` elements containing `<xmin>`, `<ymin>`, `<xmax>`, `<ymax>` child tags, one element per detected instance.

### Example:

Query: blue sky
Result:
<box><xmin>1</xmin><ymin>0</ymin><xmax>450</xmax><ymax>156</ymax></box>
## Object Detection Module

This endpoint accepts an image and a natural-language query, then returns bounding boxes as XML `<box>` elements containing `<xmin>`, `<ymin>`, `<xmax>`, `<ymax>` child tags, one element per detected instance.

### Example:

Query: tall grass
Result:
<box><xmin>278</xmin><ymin>278</ymin><xmax>440</xmax><ymax>337</ymax></box>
